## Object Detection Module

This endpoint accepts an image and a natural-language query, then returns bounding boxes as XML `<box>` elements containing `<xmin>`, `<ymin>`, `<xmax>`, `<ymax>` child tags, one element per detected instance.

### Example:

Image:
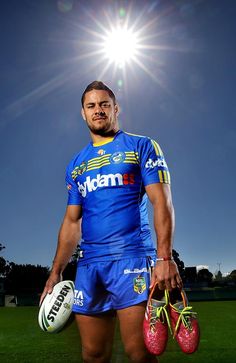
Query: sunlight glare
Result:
<box><xmin>103</xmin><ymin>27</ymin><xmax>138</xmax><ymax>67</ymax></box>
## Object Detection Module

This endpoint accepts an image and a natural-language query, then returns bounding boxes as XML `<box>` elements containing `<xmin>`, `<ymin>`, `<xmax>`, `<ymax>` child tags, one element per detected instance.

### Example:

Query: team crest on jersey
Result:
<box><xmin>133</xmin><ymin>276</ymin><xmax>146</xmax><ymax>294</ymax></box>
<box><xmin>110</xmin><ymin>151</ymin><xmax>125</xmax><ymax>164</ymax></box>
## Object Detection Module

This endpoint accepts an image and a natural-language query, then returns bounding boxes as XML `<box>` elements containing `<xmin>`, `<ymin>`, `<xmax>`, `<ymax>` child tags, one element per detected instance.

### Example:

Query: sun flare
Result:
<box><xmin>103</xmin><ymin>27</ymin><xmax>139</xmax><ymax>67</ymax></box>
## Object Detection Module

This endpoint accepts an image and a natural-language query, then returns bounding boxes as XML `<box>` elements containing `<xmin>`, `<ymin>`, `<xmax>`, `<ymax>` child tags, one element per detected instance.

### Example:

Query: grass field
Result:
<box><xmin>0</xmin><ymin>301</ymin><xmax>236</xmax><ymax>362</ymax></box>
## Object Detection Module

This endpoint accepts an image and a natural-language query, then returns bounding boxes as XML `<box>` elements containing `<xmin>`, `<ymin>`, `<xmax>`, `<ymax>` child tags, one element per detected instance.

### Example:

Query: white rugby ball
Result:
<box><xmin>38</xmin><ymin>280</ymin><xmax>74</xmax><ymax>333</ymax></box>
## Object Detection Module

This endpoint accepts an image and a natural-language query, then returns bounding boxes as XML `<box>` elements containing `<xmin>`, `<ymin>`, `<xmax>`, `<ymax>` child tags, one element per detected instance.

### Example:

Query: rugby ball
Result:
<box><xmin>38</xmin><ymin>280</ymin><xmax>74</xmax><ymax>333</ymax></box>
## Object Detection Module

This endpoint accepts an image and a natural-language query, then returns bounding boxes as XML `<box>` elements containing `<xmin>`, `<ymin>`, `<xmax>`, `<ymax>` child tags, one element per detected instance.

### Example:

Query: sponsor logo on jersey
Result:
<box><xmin>145</xmin><ymin>157</ymin><xmax>167</xmax><ymax>169</ymax></box>
<box><xmin>110</xmin><ymin>151</ymin><xmax>125</xmax><ymax>164</ymax></box>
<box><xmin>77</xmin><ymin>173</ymin><xmax>135</xmax><ymax>197</ymax></box>
<box><xmin>71</xmin><ymin>162</ymin><xmax>87</xmax><ymax>180</ymax></box>
<box><xmin>78</xmin><ymin>161</ymin><xmax>87</xmax><ymax>175</ymax></box>
<box><xmin>97</xmin><ymin>149</ymin><xmax>106</xmax><ymax>156</ymax></box>
<box><xmin>133</xmin><ymin>276</ymin><xmax>146</xmax><ymax>294</ymax></box>
<box><xmin>74</xmin><ymin>290</ymin><xmax>84</xmax><ymax>306</ymax></box>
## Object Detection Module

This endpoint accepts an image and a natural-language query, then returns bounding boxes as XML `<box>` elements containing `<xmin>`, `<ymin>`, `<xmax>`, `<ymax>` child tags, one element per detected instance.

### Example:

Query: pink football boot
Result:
<box><xmin>143</xmin><ymin>283</ymin><xmax>170</xmax><ymax>355</ymax></box>
<box><xmin>169</xmin><ymin>288</ymin><xmax>200</xmax><ymax>354</ymax></box>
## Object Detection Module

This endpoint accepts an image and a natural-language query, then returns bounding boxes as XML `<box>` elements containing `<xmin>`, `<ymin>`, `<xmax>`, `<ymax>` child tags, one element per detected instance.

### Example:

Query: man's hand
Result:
<box><xmin>150</xmin><ymin>260</ymin><xmax>183</xmax><ymax>291</ymax></box>
<box><xmin>39</xmin><ymin>205</ymin><xmax>82</xmax><ymax>306</ymax></box>
<box><xmin>39</xmin><ymin>272</ymin><xmax>62</xmax><ymax>306</ymax></box>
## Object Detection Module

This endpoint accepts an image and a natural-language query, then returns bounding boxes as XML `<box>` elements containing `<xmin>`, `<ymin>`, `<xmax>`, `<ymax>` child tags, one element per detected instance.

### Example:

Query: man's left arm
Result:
<box><xmin>145</xmin><ymin>183</ymin><xmax>183</xmax><ymax>291</ymax></box>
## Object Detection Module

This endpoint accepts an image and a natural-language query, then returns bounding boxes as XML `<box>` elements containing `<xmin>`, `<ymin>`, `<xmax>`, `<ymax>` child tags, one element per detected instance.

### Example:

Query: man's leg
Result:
<box><xmin>117</xmin><ymin>303</ymin><xmax>158</xmax><ymax>363</ymax></box>
<box><xmin>75</xmin><ymin>313</ymin><xmax>116</xmax><ymax>363</ymax></box>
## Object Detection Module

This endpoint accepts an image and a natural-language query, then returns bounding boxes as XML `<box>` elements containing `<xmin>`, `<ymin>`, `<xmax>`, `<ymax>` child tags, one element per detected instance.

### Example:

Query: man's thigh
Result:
<box><xmin>117</xmin><ymin>303</ymin><xmax>157</xmax><ymax>362</ymax></box>
<box><xmin>117</xmin><ymin>303</ymin><xmax>146</xmax><ymax>349</ymax></box>
<box><xmin>75</xmin><ymin>313</ymin><xmax>116</xmax><ymax>362</ymax></box>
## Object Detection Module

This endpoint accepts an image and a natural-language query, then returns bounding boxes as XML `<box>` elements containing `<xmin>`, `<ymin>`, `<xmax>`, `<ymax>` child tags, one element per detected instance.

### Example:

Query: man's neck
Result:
<box><xmin>90</xmin><ymin>128</ymin><xmax>119</xmax><ymax>144</ymax></box>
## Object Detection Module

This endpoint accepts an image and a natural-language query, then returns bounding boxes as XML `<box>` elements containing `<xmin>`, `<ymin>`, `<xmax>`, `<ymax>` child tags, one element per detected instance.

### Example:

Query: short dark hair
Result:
<box><xmin>81</xmin><ymin>81</ymin><xmax>116</xmax><ymax>107</ymax></box>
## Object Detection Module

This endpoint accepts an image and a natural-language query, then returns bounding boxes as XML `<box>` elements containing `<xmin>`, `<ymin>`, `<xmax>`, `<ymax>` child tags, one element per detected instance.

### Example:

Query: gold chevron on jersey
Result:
<box><xmin>158</xmin><ymin>170</ymin><xmax>171</xmax><ymax>184</ymax></box>
<box><xmin>151</xmin><ymin>139</ymin><xmax>163</xmax><ymax>156</ymax></box>
<box><xmin>86</xmin><ymin>154</ymin><xmax>112</xmax><ymax>171</ymax></box>
<box><xmin>124</xmin><ymin>151</ymin><xmax>139</xmax><ymax>164</ymax></box>
<box><xmin>85</xmin><ymin>151</ymin><xmax>139</xmax><ymax>171</ymax></box>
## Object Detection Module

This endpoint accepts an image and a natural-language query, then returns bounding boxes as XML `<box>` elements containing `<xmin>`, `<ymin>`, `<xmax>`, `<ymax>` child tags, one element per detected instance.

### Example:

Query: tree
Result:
<box><xmin>0</xmin><ymin>244</ymin><xmax>9</xmax><ymax>277</ymax></box>
<box><xmin>197</xmin><ymin>268</ymin><xmax>213</xmax><ymax>284</ymax></box>
<box><xmin>172</xmin><ymin>249</ymin><xmax>185</xmax><ymax>281</ymax></box>
<box><xmin>0</xmin><ymin>257</ymin><xmax>10</xmax><ymax>277</ymax></box>
<box><xmin>215</xmin><ymin>270</ymin><xmax>222</xmax><ymax>281</ymax></box>
<box><xmin>63</xmin><ymin>245</ymin><xmax>80</xmax><ymax>281</ymax></box>
<box><xmin>0</xmin><ymin>243</ymin><xmax>6</xmax><ymax>252</ymax></box>
<box><xmin>229</xmin><ymin>269</ymin><xmax>236</xmax><ymax>281</ymax></box>
<box><xmin>5</xmin><ymin>263</ymin><xmax>50</xmax><ymax>294</ymax></box>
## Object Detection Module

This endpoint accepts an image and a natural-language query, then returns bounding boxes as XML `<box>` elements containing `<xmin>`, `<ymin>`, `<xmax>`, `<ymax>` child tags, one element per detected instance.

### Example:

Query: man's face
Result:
<box><xmin>81</xmin><ymin>90</ymin><xmax>119</xmax><ymax>136</ymax></box>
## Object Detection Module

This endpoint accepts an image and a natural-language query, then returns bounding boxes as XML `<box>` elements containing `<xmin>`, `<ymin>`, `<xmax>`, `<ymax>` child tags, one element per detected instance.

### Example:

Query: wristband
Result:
<box><xmin>156</xmin><ymin>256</ymin><xmax>174</xmax><ymax>261</ymax></box>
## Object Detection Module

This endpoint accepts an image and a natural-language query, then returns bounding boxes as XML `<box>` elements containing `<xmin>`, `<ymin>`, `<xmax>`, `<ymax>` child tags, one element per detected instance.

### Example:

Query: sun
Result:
<box><xmin>102</xmin><ymin>26</ymin><xmax>139</xmax><ymax>67</ymax></box>
<box><xmin>74</xmin><ymin>5</ymin><xmax>166</xmax><ymax>81</ymax></box>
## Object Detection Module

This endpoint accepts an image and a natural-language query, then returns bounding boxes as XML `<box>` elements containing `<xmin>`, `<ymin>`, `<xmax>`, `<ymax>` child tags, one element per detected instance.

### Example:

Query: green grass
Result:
<box><xmin>0</xmin><ymin>301</ymin><xmax>235</xmax><ymax>362</ymax></box>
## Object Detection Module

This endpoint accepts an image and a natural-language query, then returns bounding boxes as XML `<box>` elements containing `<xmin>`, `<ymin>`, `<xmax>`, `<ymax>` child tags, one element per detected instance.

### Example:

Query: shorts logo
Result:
<box><xmin>110</xmin><ymin>151</ymin><xmax>125</xmax><ymax>164</ymax></box>
<box><xmin>74</xmin><ymin>290</ymin><xmax>84</xmax><ymax>307</ymax></box>
<box><xmin>145</xmin><ymin>157</ymin><xmax>167</xmax><ymax>169</ymax></box>
<box><xmin>124</xmin><ymin>268</ymin><xmax>148</xmax><ymax>274</ymax></box>
<box><xmin>133</xmin><ymin>276</ymin><xmax>146</xmax><ymax>294</ymax></box>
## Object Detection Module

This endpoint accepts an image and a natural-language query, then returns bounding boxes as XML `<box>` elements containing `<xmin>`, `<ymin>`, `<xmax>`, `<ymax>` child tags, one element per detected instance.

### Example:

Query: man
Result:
<box><xmin>41</xmin><ymin>81</ymin><xmax>182</xmax><ymax>363</ymax></box>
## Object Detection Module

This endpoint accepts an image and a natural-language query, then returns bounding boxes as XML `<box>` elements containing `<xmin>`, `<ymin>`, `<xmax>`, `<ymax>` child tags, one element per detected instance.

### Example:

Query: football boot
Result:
<box><xmin>143</xmin><ymin>284</ymin><xmax>170</xmax><ymax>355</ymax></box>
<box><xmin>169</xmin><ymin>288</ymin><xmax>200</xmax><ymax>354</ymax></box>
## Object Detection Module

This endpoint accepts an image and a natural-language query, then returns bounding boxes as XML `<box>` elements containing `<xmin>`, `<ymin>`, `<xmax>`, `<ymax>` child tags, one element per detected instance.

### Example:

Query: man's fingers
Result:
<box><xmin>163</xmin><ymin>278</ymin><xmax>172</xmax><ymax>291</ymax></box>
<box><xmin>149</xmin><ymin>273</ymin><xmax>156</xmax><ymax>289</ymax></box>
<box><xmin>39</xmin><ymin>281</ymin><xmax>56</xmax><ymax>306</ymax></box>
<box><xmin>176</xmin><ymin>275</ymin><xmax>183</xmax><ymax>289</ymax></box>
<box><xmin>39</xmin><ymin>273</ymin><xmax>63</xmax><ymax>306</ymax></box>
<box><xmin>158</xmin><ymin>275</ymin><xmax>182</xmax><ymax>291</ymax></box>
<box><xmin>150</xmin><ymin>262</ymin><xmax>183</xmax><ymax>292</ymax></box>
<box><xmin>39</xmin><ymin>291</ymin><xmax>47</xmax><ymax>306</ymax></box>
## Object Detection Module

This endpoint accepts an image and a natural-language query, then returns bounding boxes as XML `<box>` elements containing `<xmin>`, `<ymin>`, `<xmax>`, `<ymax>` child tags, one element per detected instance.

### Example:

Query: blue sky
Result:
<box><xmin>0</xmin><ymin>0</ymin><xmax>235</xmax><ymax>274</ymax></box>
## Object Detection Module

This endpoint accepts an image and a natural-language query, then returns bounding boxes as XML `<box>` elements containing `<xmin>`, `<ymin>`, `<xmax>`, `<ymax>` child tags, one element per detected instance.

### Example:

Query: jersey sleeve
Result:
<box><xmin>138</xmin><ymin>137</ymin><xmax>171</xmax><ymax>186</ymax></box>
<box><xmin>65</xmin><ymin>164</ymin><xmax>83</xmax><ymax>205</ymax></box>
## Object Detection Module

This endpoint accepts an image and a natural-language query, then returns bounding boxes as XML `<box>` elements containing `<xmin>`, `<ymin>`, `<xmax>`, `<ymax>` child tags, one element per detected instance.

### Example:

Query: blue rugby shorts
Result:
<box><xmin>72</xmin><ymin>256</ymin><xmax>154</xmax><ymax>315</ymax></box>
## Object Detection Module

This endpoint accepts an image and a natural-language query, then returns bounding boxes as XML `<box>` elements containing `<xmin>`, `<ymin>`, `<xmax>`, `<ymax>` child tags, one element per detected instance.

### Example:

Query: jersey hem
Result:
<box><xmin>77</xmin><ymin>250</ymin><xmax>156</xmax><ymax>266</ymax></box>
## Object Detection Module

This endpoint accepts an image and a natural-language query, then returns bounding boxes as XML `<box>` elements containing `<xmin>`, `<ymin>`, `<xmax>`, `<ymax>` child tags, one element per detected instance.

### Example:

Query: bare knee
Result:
<box><xmin>82</xmin><ymin>344</ymin><xmax>112</xmax><ymax>363</ymax></box>
<box><xmin>125</xmin><ymin>343</ymin><xmax>157</xmax><ymax>363</ymax></box>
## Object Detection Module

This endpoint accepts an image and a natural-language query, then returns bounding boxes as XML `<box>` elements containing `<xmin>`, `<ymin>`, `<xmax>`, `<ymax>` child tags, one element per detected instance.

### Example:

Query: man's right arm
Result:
<box><xmin>40</xmin><ymin>204</ymin><xmax>82</xmax><ymax>304</ymax></box>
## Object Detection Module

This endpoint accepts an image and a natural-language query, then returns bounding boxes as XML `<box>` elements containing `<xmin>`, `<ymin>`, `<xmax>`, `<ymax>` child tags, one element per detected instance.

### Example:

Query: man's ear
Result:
<box><xmin>115</xmin><ymin>104</ymin><xmax>119</xmax><ymax>117</ymax></box>
<box><xmin>81</xmin><ymin>108</ymin><xmax>86</xmax><ymax>121</ymax></box>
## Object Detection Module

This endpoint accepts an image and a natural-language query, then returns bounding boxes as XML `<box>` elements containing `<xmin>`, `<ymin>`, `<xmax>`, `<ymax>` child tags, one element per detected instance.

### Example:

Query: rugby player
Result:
<box><xmin>41</xmin><ymin>81</ymin><xmax>182</xmax><ymax>363</ymax></box>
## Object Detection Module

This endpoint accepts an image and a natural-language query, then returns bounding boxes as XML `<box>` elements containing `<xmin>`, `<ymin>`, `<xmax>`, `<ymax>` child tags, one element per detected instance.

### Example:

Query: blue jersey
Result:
<box><xmin>66</xmin><ymin>130</ymin><xmax>170</xmax><ymax>265</ymax></box>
